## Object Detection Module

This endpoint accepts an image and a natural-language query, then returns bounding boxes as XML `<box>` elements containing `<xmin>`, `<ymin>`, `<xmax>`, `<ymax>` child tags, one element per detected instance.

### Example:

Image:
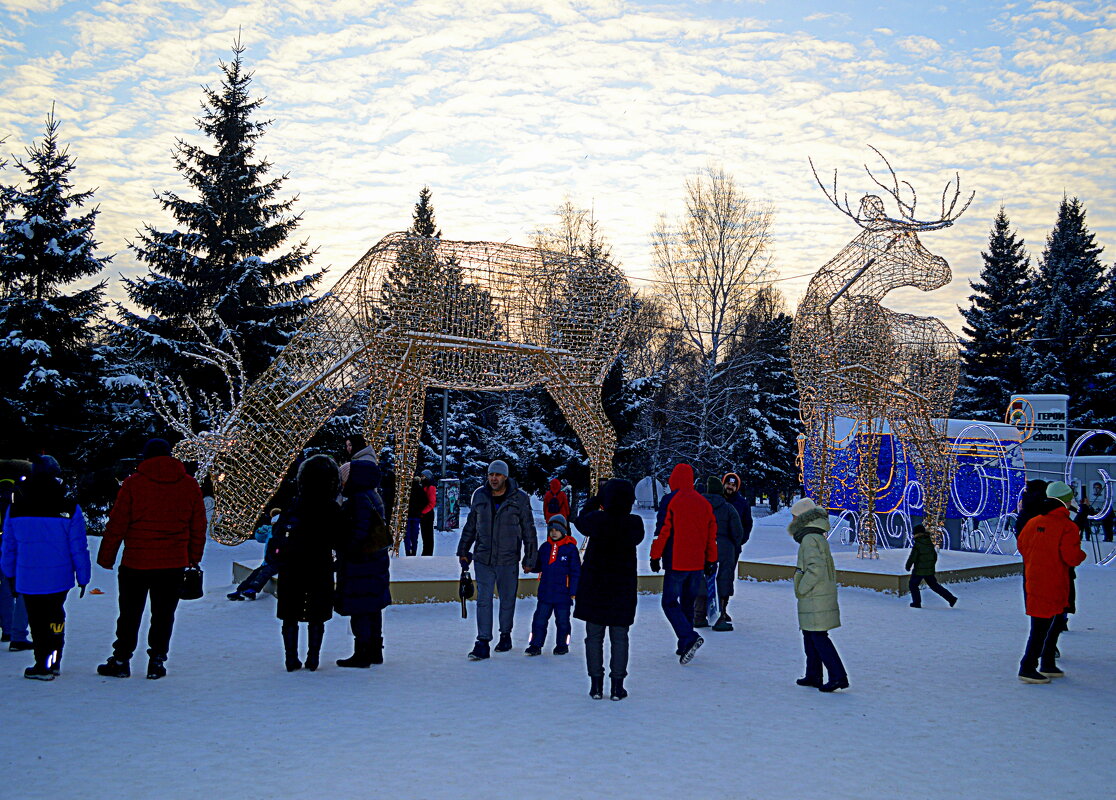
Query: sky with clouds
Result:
<box><xmin>1</xmin><ymin>0</ymin><xmax>1113</xmax><ymax>333</ymax></box>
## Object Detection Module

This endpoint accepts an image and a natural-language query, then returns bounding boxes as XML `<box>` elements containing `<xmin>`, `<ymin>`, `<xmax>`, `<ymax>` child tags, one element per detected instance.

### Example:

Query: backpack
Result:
<box><xmin>548</xmin><ymin>494</ymin><xmax>562</xmax><ymax>515</ymax></box>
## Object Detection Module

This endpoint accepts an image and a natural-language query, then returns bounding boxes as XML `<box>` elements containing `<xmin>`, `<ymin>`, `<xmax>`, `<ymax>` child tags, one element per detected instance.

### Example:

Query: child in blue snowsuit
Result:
<box><xmin>526</xmin><ymin>514</ymin><xmax>580</xmax><ymax>656</ymax></box>
<box><xmin>228</xmin><ymin>509</ymin><xmax>282</xmax><ymax>600</ymax></box>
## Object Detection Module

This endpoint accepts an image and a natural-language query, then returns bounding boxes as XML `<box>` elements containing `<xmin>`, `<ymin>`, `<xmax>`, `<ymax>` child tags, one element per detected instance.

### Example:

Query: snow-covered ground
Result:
<box><xmin>4</xmin><ymin>504</ymin><xmax>1114</xmax><ymax>799</ymax></box>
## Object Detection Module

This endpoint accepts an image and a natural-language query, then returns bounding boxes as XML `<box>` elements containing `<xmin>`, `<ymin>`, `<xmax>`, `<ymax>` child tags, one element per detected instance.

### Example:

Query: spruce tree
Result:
<box><xmin>1024</xmin><ymin>197</ymin><xmax>1108</xmax><ymax>427</ymax></box>
<box><xmin>116</xmin><ymin>41</ymin><xmax>322</xmax><ymax>384</ymax></box>
<box><xmin>0</xmin><ymin>110</ymin><xmax>112</xmax><ymax>459</ymax></box>
<box><xmin>954</xmin><ymin>207</ymin><xmax>1033</xmax><ymax>420</ymax></box>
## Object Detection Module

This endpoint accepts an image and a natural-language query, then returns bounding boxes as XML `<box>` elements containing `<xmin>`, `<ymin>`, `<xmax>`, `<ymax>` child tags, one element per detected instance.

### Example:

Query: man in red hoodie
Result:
<box><xmin>650</xmin><ymin>463</ymin><xmax>717</xmax><ymax>664</ymax></box>
<box><xmin>1016</xmin><ymin>480</ymin><xmax>1086</xmax><ymax>684</ymax></box>
<box><xmin>96</xmin><ymin>439</ymin><xmax>207</xmax><ymax>680</ymax></box>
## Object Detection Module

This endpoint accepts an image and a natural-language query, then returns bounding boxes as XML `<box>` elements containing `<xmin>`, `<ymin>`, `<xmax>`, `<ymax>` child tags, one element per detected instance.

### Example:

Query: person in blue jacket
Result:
<box><xmin>0</xmin><ymin>456</ymin><xmax>91</xmax><ymax>680</ymax></box>
<box><xmin>525</xmin><ymin>514</ymin><xmax>580</xmax><ymax>656</ymax></box>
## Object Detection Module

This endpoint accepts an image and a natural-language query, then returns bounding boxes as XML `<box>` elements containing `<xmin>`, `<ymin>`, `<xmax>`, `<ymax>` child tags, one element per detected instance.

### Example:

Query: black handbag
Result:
<box><xmin>181</xmin><ymin>564</ymin><xmax>204</xmax><ymax>600</ymax></box>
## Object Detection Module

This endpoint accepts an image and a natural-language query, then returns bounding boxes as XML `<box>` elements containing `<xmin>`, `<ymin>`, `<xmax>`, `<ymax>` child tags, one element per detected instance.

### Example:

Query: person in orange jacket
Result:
<box><xmin>542</xmin><ymin>478</ymin><xmax>571</xmax><ymax>523</ymax></box>
<box><xmin>1016</xmin><ymin>480</ymin><xmax>1087</xmax><ymax>684</ymax></box>
<box><xmin>649</xmin><ymin>463</ymin><xmax>716</xmax><ymax>664</ymax></box>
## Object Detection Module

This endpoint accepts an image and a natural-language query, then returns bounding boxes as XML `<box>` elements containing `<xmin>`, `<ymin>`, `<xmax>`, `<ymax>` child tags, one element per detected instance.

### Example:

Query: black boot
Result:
<box><xmin>97</xmin><ymin>656</ymin><xmax>130</xmax><ymax>678</ymax></box>
<box><xmin>282</xmin><ymin>624</ymin><xmax>302</xmax><ymax>672</ymax></box>
<box><xmin>337</xmin><ymin>640</ymin><xmax>373</xmax><ymax>668</ymax></box>
<box><xmin>146</xmin><ymin>655</ymin><xmax>167</xmax><ymax>680</ymax></box>
<box><xmin>589</xmin><ymin>676</ymin><xmax>604</xmax><ymax>700</ymax></box>
<box><xmin>610</xmin><ymin>677</ymin><xmax>628</xmax><ymax>701</ymax></box>
<box><xmin>370</xmin><ymin>637</ymin><xmax>384</xmax><ymax>665</ymax></box>
<box><xmin>712</xmin><ymin>598</ymin><xmax>733</xmax><ymax>631</ymax></box>
<box><xmin>305</xmin><ymin>624</ymin><xmax>324</xmax><ymax>672</ymax></box>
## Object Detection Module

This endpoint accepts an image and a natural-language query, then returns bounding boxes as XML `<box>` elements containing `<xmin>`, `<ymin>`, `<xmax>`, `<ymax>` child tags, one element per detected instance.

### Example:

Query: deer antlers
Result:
<box><xmin>809</xmin><ymin>145</ymin><xmax>974</xmax><ymax>231</ymax></box>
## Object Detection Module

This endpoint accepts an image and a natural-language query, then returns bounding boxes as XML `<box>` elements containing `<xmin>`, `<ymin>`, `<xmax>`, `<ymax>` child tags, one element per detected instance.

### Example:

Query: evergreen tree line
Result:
<box><xmin>954</xmin><ymin>200</ymin><xmax>1116</xmax><ymax>436</ymax></box>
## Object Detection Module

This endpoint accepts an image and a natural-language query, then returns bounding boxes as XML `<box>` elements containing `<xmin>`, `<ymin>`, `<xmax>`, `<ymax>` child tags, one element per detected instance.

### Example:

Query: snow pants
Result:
<box><xmin>237</xmin><ymin>561</ymin><xmax>278</xmax><ymax>595</ymax></box>
<box><xmin>1021</xmin><ymin>613</ymin><xmax>1065</xmax><ymax>673</ymax></box>
<box><xmin>662</xmin><ymin>569</ymin><xmax>703</xmax><ymax>651</ymax></box>
<box><xmin>529</xmin><ymin>600</ymin><xmax>571</xmax><ymax>647</ymax></box>
<box><xmin>112</xmin><ymin>566</ymin><xmax>184</xmax><ymax>661</ymax></box>
<box><xmin>909</xmin><ymin>574</ymin><xmax>956</xmax><ymax>607</ymax></box>
<box><xmin>24</xmin><ymin>590</ymin><xmax>67</xmax><ymax>670</ymax></box>
<box><xmin>802</xmin><ymin>630</ymin><xmax>847</xmax><ymax>683</ymax></box>
<box><xmin>420</xmin><ymin>511</ymin><xmax>435</xmax><ymax>556</ymax></box>
<box><xmin>585</xmin><ymin>622</ymin><xmax>629</xmax><ymax>679</ymax></box>
<box><xmin>474</xmin><ymin>562</ymin><xmax>518</xmax><ymax>642</ymax></box>
<box><xmin>404</xmin><ymin>517</ymin><xmax>421</xmax><ymax>556</ymax></box>
<box><xmin>0</xmin><ymin>573</ymin><xmax>29</xmax><ymax>643</ymax></box>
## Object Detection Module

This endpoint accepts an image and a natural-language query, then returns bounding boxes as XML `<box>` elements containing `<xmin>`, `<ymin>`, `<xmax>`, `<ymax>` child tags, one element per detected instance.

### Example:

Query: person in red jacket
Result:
<box><xmin>420</xmin><ymin>470</ymin><xmax>437</xmax><ymax>556</ymax></box>
<box><xmin>1016</xmin><ymin>480</ymin><xmax>1086</xmax><ymax>684</ymax></box>
<box><xmin>95</xmin><ymin>439</ymin><xmax>206</xmax><ymax>680</ymax></box>
<box><xmin>542</xmin><ymin>478</ymin><xmax>570</xmax><ymax>523</ymax></box>
<box><xmin>649</xmin><ymin>463</ymin><xmax>716</xmax><ymax>664</ymax></box>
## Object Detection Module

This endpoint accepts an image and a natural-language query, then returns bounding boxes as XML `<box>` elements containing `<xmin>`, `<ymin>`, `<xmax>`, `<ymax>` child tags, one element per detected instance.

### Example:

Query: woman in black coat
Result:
<box><xmin>274</xmin><ymin>455</ymin><xmax>344</xmax><ymax>672</ymax></box>
<box><xmin>335</xmin><ymin>458</ymin><xmax>392</xmax><ymax>667</ymax></box>
<box><xmin>573</xmin><ymin>478</ymin><xmax>644</xmax><ymax>701</ymax></box>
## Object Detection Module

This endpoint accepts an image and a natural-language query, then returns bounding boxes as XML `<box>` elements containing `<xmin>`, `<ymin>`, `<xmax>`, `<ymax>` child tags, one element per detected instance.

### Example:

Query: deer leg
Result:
<box><xmin>892</xmin><ymin>415</ymin><xmax>952</xmax><ymax>547</ymax></box>
<box><xmin>854</xmin><ymin>414</ymin><xmax>885</xmax><ymax>559</ymax></box>
<box><xmin>546</xmin><ymin>374</ymin><xmax>616</xmax><ymax>496</ymax></box>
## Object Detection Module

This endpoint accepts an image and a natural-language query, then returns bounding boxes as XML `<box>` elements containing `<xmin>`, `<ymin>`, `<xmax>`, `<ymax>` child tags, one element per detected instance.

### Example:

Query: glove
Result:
<box><xmin>704</xmin><ymin>562</ymin><xmax>716</xmax><ymax>577</ymax></box>
<box><xmin>459</xmin><ymin>554</ymin><xmax>472</xmax><ymax>567</ymax></box>
<box><xmin>650</xmin><ymin>558</ymin><xmax>661</xmax><ymax>573</ymax></box>
<box><xmin>79</xmin><ymin>585</ymin><xmax>87</xmax><ymax>599</ymax></box>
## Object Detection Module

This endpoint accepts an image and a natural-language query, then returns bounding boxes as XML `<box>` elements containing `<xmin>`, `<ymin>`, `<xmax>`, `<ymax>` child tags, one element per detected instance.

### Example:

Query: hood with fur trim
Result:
<box><xmin>788</xmin><ymin>505</ymin><xmax>830</xmax><ymax>539</ymax></box>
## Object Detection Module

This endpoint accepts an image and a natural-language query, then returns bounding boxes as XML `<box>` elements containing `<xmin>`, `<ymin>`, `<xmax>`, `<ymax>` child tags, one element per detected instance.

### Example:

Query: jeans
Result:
<box><xmin>420</xmin><ymin>511</ymin><xmax>435</xmax><ymax>556</ymax></box>
<box><xmin>909</xmin><ymin>574</ymin><xmax>957</xmax><ymax>606</ymax></box>
<box><xmin>404</xmin><ymin>518</ymin><xmax>421</xmax><ymax>556</ymax></box>
<box><xmin>237</xmin><ymin>561</ymin><xmax>278</xmax><ymax>594</ymax></box>
<box><xmin>661</xmin><ymin>569</ymin><xmax>704</xmax><ymax>650</ymax></box>
<box><xmin>802</xmin><ymin>630</ymin><xmax>847</xmax><ymax>683</ymax></box>
<box><xmin>529</xmin><ymin>600</ymin><xmax>571</xmax><ymax>647</ymax></box>
<box><xmin>585</xmin><ymin>623</ymin><xmax>629</xmax><ymax>679</ymax></box>
<box><xmin>474</xmin><ymin>562</ymin><xmax>519</xmax><ymax>642</ymax></box>
<box><xmin>112</xmin><ymin>566</ymin><xmax>185</xmax><ymax>661</ymax></box>
<box><xmin>0</xmin><ymin>574</ymin><xmax>29</xmax><ymax>642</ymax></box>
<box><xmin>24</xmin><ymin>591</ymin><xmax>67</xmax><ymax>669</ymax></box>
<box><xmin>1020</xmin><ymin>614</ymin><xmax>1065</xmax><ymax>673</ymax></box>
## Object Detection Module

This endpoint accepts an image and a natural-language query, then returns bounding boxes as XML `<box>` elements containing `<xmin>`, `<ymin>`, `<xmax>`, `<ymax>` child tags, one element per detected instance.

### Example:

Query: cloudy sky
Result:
<box><xmin>2</xmin><ymin>0</ymin><xmax>1113</xmax><ymax>332</ymax></box>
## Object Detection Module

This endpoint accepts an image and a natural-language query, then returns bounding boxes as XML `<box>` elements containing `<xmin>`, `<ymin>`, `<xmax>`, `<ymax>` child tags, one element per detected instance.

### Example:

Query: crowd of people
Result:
<box><xmin>0</xmin><ymin>437</ymin><xmax>1094</xmax><ymax>694</ymax></box>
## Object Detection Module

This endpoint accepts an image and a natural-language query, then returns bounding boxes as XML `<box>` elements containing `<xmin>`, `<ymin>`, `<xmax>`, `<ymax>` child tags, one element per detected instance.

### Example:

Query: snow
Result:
<box><xmin>4</xmin><ymin>503</ymin><xmax>1114</xmax><ymax>799</ymax></box>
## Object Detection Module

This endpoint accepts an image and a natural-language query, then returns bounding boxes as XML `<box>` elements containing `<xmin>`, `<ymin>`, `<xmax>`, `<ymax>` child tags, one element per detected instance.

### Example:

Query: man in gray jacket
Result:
<box><xmin>457</xmin><ymin>460</ymin><xmax>538</xmax><ymax>660</ymax></box>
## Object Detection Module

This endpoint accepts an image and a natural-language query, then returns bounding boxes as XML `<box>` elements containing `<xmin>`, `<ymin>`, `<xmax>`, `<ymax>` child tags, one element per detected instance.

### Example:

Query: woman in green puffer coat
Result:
<box><xmin>789</xmin><ymin>498</ymin><xmax>848</xmax><ymax>692</ymax></box>
<box><xmin>905</xmin><ymin>525</ymin><xmax>957</xmax><ymax>608</ymax></box>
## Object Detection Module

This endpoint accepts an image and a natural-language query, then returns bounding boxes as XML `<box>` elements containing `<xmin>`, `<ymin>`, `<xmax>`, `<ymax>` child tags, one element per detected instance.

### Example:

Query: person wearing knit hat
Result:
<box><xmin>1015</xmin><ymin>480</ymin><xmax>1086</xmax><ymax>684</ymax></box>
<box><xmin>700</xmin><ymin>476</ymin><xmax>745</xmax><ymax>631</ymax></box>
<box><xmin>524</xmin><ymin>514</ymin><xmax>580</xmax><ymax>657</ymax></box>
<box><xmin>788</xmin><ymin>498</ymin><xmax>848</xmax><ymax>692</ymax></box>
<box><xmin>457</xmin><ymin>459</ymin><xmax>538</xmax><ymax>660</ymax></box>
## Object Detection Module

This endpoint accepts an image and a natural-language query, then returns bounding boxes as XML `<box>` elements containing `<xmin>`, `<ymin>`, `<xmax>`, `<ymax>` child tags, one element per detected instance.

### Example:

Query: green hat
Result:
<box><xmin>1045</xmin><ymin>481</ymin><xmax>1077</xmax><ymax>509</ymax></box>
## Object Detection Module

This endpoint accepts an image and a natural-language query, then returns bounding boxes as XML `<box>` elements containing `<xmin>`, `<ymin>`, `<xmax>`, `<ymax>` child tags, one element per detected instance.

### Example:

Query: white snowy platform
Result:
<box><xmin>740</xmin><ymin>548</ymin><xmax>1023</xmax><ymax>595</ymax></box>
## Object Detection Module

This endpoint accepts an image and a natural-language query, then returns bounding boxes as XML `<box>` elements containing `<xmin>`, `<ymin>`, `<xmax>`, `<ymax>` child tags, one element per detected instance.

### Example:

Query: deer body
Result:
<box><xmin>180</xmin><ymin>234</ymin><xmax>632</xmax><ymax>546</ymax></box>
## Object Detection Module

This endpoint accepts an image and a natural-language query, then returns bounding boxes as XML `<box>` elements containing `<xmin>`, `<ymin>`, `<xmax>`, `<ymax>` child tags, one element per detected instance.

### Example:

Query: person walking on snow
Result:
<box><xmin>1016</xmin><ymin>481</ymin><xmax>1086</xmax><ymax>684</ymax></box>
<box><xmin>525</xmin><ymin>514</ymin><xmax>580</xmax><ymax>656</ymax></box>
<box><xmin>96</xmin><ymin>438</ymin><xmax>206</xmax><ymax>680</ymax></box>
<box><xmin>420</xmin><ymin>470</ymin><xmax>437</xmax><ymax>556</ymax></box>
<box><xmin>906</xmin><ymin>524</ymin><xmax>957</xmax><ymax>608</ymax></box>
<box><xmin>701</xmin><ymin>477</ymin><xmax>745</xmax><ymax>631</ymax></box>
<box><xmin>788</xmin><ymin>498</ymin><xmax>848</xmax><ymax>692</ymax></box>
<box><xmin>457</xmin><ymin>460</ymin><xmax>538</xmax><ymax>660</ymax></box>
<box><xmin>542</xmin><ymin>478</ymin><xmax>570</xmax><ymax>523</ymax></box>
<box><xmin>273</xmin><ymin>456</ymin><xmax>344</xmax><ymax>672</ymax></box>
<box><xmin>404</xmin><ymin>477</ymin><xmax>425</xmax><ymax>557</ymax></box>
<box><xmin>1</xmin><ymin>456</ymin><xmax>90</xmax><ymax>680</ymax></box>
<box><xmin>649</xmin><ymin>463</ymin><xmax>716</xmax><ymax>665</ymax></box>
<box><xmin>573</xmin><ymin>478</ymin><xmax>644</xmax><ymax>701</ymax></box>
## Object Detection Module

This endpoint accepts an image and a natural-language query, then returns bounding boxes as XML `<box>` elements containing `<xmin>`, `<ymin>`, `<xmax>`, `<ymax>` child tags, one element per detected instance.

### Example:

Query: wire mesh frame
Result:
<box><xmin>791</xmin><ymin>196</ymin><xmax>962</xmax><ymax>557</ymax></box>
<box><xmin>180</xmin><ymin>233</ymin><xmax>634</xmax><ymax>549</ymax></box>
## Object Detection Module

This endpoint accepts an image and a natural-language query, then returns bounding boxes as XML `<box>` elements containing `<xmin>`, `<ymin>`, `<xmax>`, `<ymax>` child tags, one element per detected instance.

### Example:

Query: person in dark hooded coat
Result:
<box><xmin>335</xmin><ymin>458</ymin><xmax>392</xmax><ymax>667</ymax></box>
<box><xmin>273</xmin><ymin>455</ymin><xmax>343</xmax><ymax>672</ymax></box>
<box><xmin>1015</xmin><ymin>479</ymin><xmax>1049</xmax><ymax>536</ymax></box>
<box><xmin>573</xmin><ymin>478</ymin><xmax>644</xmax><ymax>701</ymax></box>
<box><xmin>700</xmin><ymin>476</ymin><xmax>745</xmax><ymax>631</ymax></box>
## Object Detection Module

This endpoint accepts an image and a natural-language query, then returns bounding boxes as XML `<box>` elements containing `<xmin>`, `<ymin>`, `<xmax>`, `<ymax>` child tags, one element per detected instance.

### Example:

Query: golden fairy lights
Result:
<box><xmin>176</xmin><ymin>233</ymin><xmax>633</xmax><ymax>549</ymax></box>
<box><xmin>792</xmin><ymin>149</ymin><xmax>972</xmax><ymax>557</ymax></box>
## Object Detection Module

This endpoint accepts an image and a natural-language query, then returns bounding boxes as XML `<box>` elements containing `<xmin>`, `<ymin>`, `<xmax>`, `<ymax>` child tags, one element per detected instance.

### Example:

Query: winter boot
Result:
<box><xmin>589</xmin><ymin>676</ymin><xmax>604</xmax><ymax>700</ymax></box>
<box><xmin>720</xmin><ymin>599</ymin><xmax>732</xmax><ymax>624</ymax></box>
<box><xmin>1039</xmin><ymin>663</ymin><xmax>1065</xmax><ymax>679</ymax></box>
<box><xmin>468</xmin><ymin>639</ymin><xmax>490</xmax><ymax>661</ymax></box>
<box><xmin>712</xmin><ymin>614</ymin><xmax>733</xmax><ymax>632</ymax></box>
<box><xmin>146</xmin><ymin>655</ymin><xmax>167</xmax><ymax>680</ymax></box>
<box><xmin>283</xmin><ymin>625</ymin><xmax>302</xmax><ymax>672</ymax></box>
<box><xmin>796</xmin><ymin>677</ymin><xmax>823</xmax><ymax>688</ymax></box>
<box><xmin>336</xmin><ymin>640</ymin><xmax>373</xmax><ymax>668</ymax></box>
<box><xmin>1018</xmin><ymin>669</ymin><xmax>1051</xmax><ymax>684</ymax></box>
<box><xmin>242</xmin><ymin>589</ymin><xmax>257</xmax><ymax>601</ymax></box>
<box><xmin>305</xmin><ymin>625</ymin><xmax>324</xmax><ymax>672</ymax></box>
<box><xmin>819</xmin><ymin>677</ymin><xmax>849</xmax><ymax>692</ymax></box>
<box><xmin>370</xmin><ymin>637</ymin><xmax>384</xmax><ymax>665</ymax></box>
<box><xmin>97</xmin><ymin>657</ymin><xmax>130</xmax><ymax>678</ymax></box>
<box><xmin>553</xmin><ymin>643</ymin><xmax>569</xmax><ymax>655</ymax></box>
<box><xmin>610</xmin><ymin>677</ymin><xmax>628</xmax><ymax>701</ymax></box>
<box><xmin>525</xmin><ymin>644</ymin><xmax>542</xmax><ymax>656</ymax></box>
<box><xmin>494</xmin><ymin>632</ymin><xmax>513</xmax><ymax>652</ymax></box>
<box><xmin>9</xmin><ymin>640</ymin><xmax>33</xmax><ymax>652</ymax></box>
<box><xmin>680</xmin><ymin>635</ymin><xmax>704</xmax><ymax>665</ymax></box>
<box><xmin>226</xmin><ymin>591</ymin><xmax>245</xmax><ymax>601</ymax></box>
<box><xmin>24</xmin><ymin>664</ymin><xmax>55</xmax><ymax>681</ymax></box>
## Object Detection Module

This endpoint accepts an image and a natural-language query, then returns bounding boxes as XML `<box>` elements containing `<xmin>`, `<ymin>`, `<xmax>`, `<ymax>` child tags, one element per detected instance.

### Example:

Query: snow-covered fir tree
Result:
<box><xmin>115</xmin><ymin>41</ymin><xmax>323</xmax><ymax>386</ymax></box>
<box><xmin>954</xmin><ymin>206</ymin><xmax>1034</xmax><ymax>420</ymax></box>
<box><xmin>0</xmin><ymin>110</ymin><xmax>113</xmax><ymax>461</ymax></box>
<box><xmin>1023</xmin><ymin>196</ymin><xmax>1108</xmax><ymax>427</ymax></box>
<box><xmin>1092</xmin><ymin>263</ymin><xmax>1116</xmax><ymax>431</ymax></box>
